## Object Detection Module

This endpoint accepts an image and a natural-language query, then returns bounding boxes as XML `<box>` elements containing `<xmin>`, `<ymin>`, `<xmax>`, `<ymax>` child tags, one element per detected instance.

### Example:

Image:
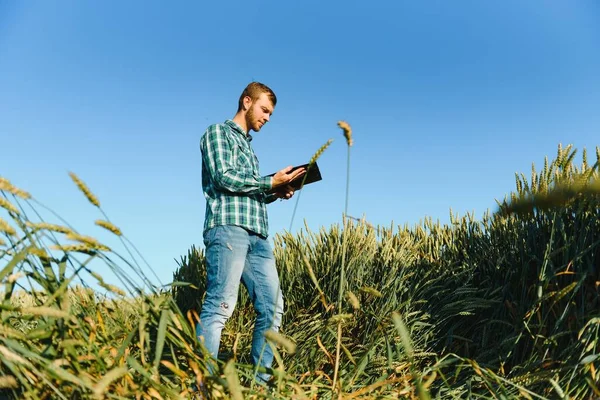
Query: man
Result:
<box><xmin>196</xmin><ymin>82</ymin><xmax>305</xmax><ymax>384</ymax></box>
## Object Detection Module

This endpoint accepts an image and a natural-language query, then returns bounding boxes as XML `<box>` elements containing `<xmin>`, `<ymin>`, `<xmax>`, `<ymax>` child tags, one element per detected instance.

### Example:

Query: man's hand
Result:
<box><xmin>274</xmin><ymin>185</ymin><xmax>295</xmax><ymax>200</ymax></box>
<box><xmin>272</xmin><ymin>166</ymin><xmax>306</xmax><ymax>189</ymax></box>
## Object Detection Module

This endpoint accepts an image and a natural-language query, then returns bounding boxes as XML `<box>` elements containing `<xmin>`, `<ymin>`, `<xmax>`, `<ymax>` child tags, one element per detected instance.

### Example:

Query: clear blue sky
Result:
<box><xmin>1</xmin><ymin>1</ymin><xmax>599</xmax><ymax>290</ymax></box>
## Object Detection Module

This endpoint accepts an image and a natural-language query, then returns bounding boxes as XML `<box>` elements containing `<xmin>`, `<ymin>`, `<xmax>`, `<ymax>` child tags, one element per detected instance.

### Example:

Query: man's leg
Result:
<box><xmin>197</xmin><ymin>226</ymin><xmax>250</xmax><ymax>365</ymax></box>
<box><xmin>241</xmin><ymin>233</ymin><xmax>284</xmax><ymax>383</ymax></box>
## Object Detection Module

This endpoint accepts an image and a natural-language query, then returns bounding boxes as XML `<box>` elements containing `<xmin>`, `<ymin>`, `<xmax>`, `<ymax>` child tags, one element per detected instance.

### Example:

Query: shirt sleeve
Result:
<box><xmin>200</xmin><ymin>124</ymin><xmax>272</xmax><ymax>194</ymax></box>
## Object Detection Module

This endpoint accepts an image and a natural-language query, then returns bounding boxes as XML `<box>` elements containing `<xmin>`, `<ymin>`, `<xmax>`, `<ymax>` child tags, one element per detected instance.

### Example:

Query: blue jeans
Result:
<box><xmin>196</xmin><ymin>225</ymin><xmax>284</xmax><ymax>383</ymax></box>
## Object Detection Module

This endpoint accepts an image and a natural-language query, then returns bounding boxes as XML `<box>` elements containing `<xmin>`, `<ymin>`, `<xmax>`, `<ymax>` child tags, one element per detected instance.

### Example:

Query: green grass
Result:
<box><xmin>1</xmin><ymin>143</ymin><xmax>600</xmax><ymax>399</ymax></box>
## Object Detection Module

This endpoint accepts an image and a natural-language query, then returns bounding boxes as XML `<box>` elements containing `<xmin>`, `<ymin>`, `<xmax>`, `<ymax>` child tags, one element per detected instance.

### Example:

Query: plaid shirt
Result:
<box><xmin>200</xmin><ymin>120</ymin><xmax>273</xmax><ymax>237</ymax></box>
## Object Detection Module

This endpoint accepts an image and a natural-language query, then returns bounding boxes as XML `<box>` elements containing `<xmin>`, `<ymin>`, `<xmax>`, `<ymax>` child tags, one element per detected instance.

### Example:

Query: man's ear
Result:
<box><xmin>243</xmin><ymin>96</ymin><xmax>252</xmax><ymax>111</ymax></box>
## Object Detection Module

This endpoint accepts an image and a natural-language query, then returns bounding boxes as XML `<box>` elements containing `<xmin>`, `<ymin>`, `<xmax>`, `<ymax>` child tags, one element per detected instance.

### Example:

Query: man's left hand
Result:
<box><xmin>275</xmin><ymin>185</ymin><xmax>295</xmax><ymax>200</ymax></box>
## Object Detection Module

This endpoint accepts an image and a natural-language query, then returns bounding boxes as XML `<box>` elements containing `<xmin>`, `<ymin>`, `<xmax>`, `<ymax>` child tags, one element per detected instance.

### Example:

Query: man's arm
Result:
<box><xmin>200</xmin><ymin>125</ymin><xmax>272</xmax><ymax>194</ymax></box>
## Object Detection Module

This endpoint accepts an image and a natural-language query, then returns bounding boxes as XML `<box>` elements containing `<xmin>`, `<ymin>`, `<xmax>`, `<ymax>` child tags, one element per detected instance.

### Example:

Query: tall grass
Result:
<box><xmin>174</xmin><ymin>143</ymin><xmax>600</xmax><ymax>398</ymax></box>
<box><xmin>0</xmin><ymin>175</ymin><xmax>219</xmax><ymax>399</ymax></box>
<box><xmin>1</xmin><ymin>142</ymin><xmax>599</xmax><ymax>399</ymax></box>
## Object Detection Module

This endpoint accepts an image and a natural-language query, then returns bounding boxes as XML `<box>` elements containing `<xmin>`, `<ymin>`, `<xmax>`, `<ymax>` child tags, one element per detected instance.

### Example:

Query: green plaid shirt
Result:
<box><xmin>200</xmin><ymin>120</ymin><xmax>273</xmax><ymax>237</ymax></box>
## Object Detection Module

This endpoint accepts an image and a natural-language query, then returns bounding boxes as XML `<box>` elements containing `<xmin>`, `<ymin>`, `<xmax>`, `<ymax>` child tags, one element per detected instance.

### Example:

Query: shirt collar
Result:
<box><xmin>225</xmin><ymin>119</ymin><xmax>253</xmax><ymax>142</ymax></box>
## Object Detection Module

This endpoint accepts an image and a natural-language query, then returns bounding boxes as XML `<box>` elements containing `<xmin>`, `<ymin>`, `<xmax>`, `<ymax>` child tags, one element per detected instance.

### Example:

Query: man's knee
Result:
<box><xmin>201</xmin><ymin>296</ymin><xmax>237</xmax><ymax>322</ymax></box>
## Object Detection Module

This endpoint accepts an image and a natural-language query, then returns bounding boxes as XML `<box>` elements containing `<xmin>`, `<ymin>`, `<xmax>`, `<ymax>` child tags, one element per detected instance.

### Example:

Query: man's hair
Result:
<box><xmin>237</xmin><ymin>82</ymin><xmax>277</xmax><ymax>112</ymax></box>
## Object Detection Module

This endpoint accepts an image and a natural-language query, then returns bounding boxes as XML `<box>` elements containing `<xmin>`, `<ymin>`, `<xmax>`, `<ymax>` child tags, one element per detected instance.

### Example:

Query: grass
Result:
<box><xmin>2</xmin><ymin>139</ymin><xmax>600</xmax><ymax>399</ymax></box>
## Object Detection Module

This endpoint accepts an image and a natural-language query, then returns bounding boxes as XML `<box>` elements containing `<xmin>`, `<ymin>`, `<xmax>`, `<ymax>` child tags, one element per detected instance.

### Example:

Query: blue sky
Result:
<box><xmin>1</xmin><ymin>1</ymin><xmax>599</xmax><ymax>290</ymax></box>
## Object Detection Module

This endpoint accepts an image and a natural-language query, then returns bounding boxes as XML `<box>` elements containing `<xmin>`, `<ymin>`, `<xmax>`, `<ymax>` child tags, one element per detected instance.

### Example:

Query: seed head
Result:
<box><xmin>7</xmin><ymin>272</ymin><xmax>25</xmax><ymax>283</ymax></box>
<box><xmin>89</xmin><ymin>271</ymin><xmax>106</xmax><ymax>284</ymax></box>
<box><xmin>0</xmin><ymin>177</ymin><xmax>31</xmax><ymax>199</ymax></box>
<box><xmin>29</xmin><ymin>247</ymin><xmax>51</xmax><ymax>259</ymax></box>
<box><xmin>309</xmin><ymin>139</ymin><xmax>334</xmax><ymax>165</ymax></box>
<box><xmin>0</xmin><ymin>197</ymin><xmax>19</xmax><ymax>215</ymax></box>
<box><xmin>337</xmin><ymin>121</ymin><xmax>353</xmax><ymax>147</ymax></box>
<box><xmin>66</xmin><ymin>233</ymin><xmax>100</xmax><ymax>246</ymax></box>
<box><xmin>51</xmin><ymin>244</ymin><xmax>92</xmax><ymax>253</ymax></box>
<box><xmin>360</xmin><ymin>286</ymin><xmax>382</xmax><ymax>298</ymax></box>
<box><xmin>95</xmin><ymin>219</ymin><xmax>122</xmax><ymax>236</ymax></box>
<box><xmin>264</xmin><ymin>331</ymin><xmax>297</xmax><ymax>354</ymax></box>
<box><xmin>51</xmin><ymin>243</ymin><xmax>110</xmax><ymax>253</ymax></box>
<box><xmin>0</xmin><ymin>218</ymin><xmax>17</xmax><ymax>236</ymax></box>
<box><xmin>99</xmin><ymin>282</ymin><xmax>127</xmax><ymax>297</ymax></box>
<box><xmin>0</xmin><ymin>375</ymin><xmax>18</xmax><ymax>389</ymax></box>
<box><xmin>68</xmin><ymin>172</ymin><xmax>100</xmax><ymax>207</ymax></box>
<box><xmin>346</xmin><ymin>291</ymin><xmax>360</xmax><ymax>310</ymax></box>
<box><xmin>328</xmin><ymin>313</ymin><xmax>354</xmax><ymax>325</ymax></box>
<box><xmin>26</xmin><ymin>222</ymin><xmax>74</xmax><ymax>235</ymax></box>
<box><xmin>65</xmin><ymin>233</ymin><xmax>111</xmax><ymax>251</ymax></box>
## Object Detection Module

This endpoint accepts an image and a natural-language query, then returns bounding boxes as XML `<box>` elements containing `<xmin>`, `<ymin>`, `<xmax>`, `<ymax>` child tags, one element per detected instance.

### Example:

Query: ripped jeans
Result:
<box><xmin>196</xmin><ymin>225</ymin><xmax>284</xmax><ymax>383</ymax></box>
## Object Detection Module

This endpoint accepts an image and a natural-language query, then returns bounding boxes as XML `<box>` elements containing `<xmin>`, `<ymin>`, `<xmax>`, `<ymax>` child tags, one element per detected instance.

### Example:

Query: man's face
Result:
<box><xmin>246</xmin><ymin>92</ymin><xmax>274</xmax><ymax>132</ymax></box>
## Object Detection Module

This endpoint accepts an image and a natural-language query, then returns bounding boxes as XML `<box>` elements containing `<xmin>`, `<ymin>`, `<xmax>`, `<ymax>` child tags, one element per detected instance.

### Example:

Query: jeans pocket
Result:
<box><xmin>204</xmin><ymin>225</ymin><xmax>224</xmax><ymax>248</ymax></box>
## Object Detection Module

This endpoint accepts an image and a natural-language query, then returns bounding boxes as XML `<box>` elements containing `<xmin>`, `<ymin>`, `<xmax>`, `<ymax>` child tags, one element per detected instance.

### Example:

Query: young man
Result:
<box><xmin>197</xmin><ymin>82</ymin><xmax>305</xmax><ymax>383</ymax></box>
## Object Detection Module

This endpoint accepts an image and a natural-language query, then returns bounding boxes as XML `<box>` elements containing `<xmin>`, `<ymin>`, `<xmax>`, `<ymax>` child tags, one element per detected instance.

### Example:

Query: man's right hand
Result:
<box><xmin>272</xmin><ymin>166</ymin><xmax>306</xmax><ymax>188</ymax></box>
